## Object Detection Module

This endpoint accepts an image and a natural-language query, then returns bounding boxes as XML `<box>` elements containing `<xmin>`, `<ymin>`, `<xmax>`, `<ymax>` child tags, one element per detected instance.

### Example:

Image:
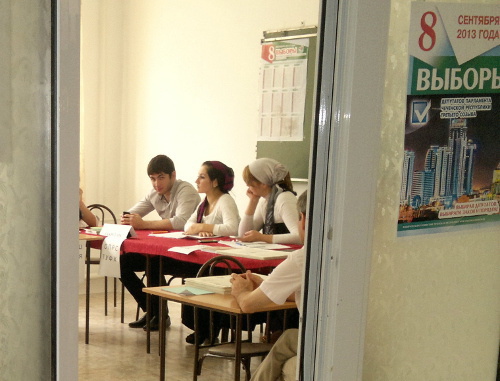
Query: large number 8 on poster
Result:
<box><xmin>267</xmin><ymin>45</ymin><xmax>275</xmax><ymax>62</ymax></box>
<box><xmin>418</xmin><ymin>11</ymin><xmax>437</xmax><ymax>52</ymax></box>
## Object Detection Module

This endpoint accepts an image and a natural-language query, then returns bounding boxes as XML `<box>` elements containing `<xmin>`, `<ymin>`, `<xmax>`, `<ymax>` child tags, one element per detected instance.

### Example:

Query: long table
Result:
<box><xmin>120</xmin><ymin>230</ymin><xmax>292</xmax><ymax>270</ymax></box>
<box><xmin>86</xmin><ymin>229</ymin><xmax>300</xmax><ymax>352</ymax></box>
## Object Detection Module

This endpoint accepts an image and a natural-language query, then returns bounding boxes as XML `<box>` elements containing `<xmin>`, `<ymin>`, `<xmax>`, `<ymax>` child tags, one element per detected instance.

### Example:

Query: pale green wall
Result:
<box><xmin>363</xmin><ymin>1</ymin><xmax>500</xmax><ymax>380</ymax></box>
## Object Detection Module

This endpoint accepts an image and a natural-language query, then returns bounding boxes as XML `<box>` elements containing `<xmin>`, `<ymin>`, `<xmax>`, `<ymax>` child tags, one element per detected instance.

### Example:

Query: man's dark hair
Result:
<box><xmin>147</xmin><ymin>155</ymin><xmax>175</xmax><ymax>176</ymax></box>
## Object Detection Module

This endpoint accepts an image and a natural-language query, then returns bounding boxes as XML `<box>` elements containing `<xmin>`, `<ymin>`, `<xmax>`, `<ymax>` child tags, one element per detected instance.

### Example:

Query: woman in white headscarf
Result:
<box><xmin>238</xmin><ymin>158</ymin><xmax>301</xmax><ymax>244</ymax></box>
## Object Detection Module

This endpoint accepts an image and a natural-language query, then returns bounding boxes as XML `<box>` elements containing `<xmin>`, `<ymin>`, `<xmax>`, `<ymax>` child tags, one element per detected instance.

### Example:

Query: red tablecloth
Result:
<box><xmin>90</xmin><ymin>229</ymin><xmax>301</xmax><ymax>271</ymax></box>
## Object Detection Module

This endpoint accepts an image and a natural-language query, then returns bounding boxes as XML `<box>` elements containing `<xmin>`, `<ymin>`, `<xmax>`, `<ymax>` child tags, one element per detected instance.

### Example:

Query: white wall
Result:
<box><xmin>80</xmin><ymin>0</ymin><xmax>319</xmax><ymax>217</ymax></box>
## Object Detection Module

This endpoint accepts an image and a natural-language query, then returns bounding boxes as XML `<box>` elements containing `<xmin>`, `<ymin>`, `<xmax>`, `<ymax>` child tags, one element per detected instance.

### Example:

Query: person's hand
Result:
<box><xmin>79</xmin><ymin>188</ymin><xmax>84</xmax><ymax>202</ymax></box>
<box><xmin>121</xmin><ymin>213</ymin><xmax>144</xmax><ymax>228</ymax></box>
<box><xmin>247</xmin><ymin>271</ymin><xmax>264</xmax><ymax>288</ymax></box>
<box><xmin>197</xmin><ymin>231</ymin><xmax>213</xmax><ymax>237</ymax></box>
<box><xmin>239</xmin><ymin>230</ymin><xmax>264</xmax><ymax>242</ymax></box>
<box><xmin>230</xmin><ymin>271</ymin><xmax>255</xmax><ymax>297</ymax></box>
<box><xmin>246</xmin><ymin>188</ymin><xmax>260</xmax><ymax>203</ymax></box>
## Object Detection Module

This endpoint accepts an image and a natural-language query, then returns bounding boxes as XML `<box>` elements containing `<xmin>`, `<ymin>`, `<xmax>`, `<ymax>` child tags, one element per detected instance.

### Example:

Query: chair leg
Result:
<box><xmin>104</xmin><ymin>276</ymin><xmax>108</xmax><ymax>316</ymax></box>
<box><xmin>136</xmin><ymin>301</ymin><xmax>141</xmax><ymax>321</ymax></box>
<box><xmin>121</xmin><ymin>281</ymin><xmax>125</xmax><ymax>324</ymax></box>
<box><xmin>242</xmin><ymin>358</ymin><xmax>251</xmax><ymax>381</ymax></box>
<box><xmin>113</xmin><ymin>277</ymin><xmax>117</xmax><ymax>307</ymax></box>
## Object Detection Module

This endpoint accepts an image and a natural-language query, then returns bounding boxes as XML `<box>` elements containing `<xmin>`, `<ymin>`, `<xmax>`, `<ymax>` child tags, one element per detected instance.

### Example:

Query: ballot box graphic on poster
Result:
<box><xmin>398</xmin><ymin>3</ymin><xmax>500</xmax><ymax>236</ymax></box>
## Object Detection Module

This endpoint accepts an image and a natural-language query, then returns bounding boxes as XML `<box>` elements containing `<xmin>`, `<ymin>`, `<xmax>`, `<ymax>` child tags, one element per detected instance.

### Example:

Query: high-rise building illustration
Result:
<box><xmin>401</xmin><ymin>150</ymin><xmax>415</xmax><ymax>204</ymax></box>
<box><xmin>401</xmin><ymin>118</ymin><xmax>477</xmax><ymax>207</ymax></box>
<box><xmin>411</xmin><ymin>170</ymin><xmax>435</xmax><ymax>206</ymax></box>
<box><xmin>448</xmin><ymin>118</ymin><xmax>476</xmax><ymax>197</ymax></box>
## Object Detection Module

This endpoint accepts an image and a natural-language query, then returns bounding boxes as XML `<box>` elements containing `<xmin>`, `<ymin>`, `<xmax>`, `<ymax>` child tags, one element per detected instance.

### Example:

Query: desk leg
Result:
<box><xmin>193</xmin><ymin>307</ymin><xmax>199</xmax><ymax>381</ymax></box>
<box><xmin>235</xmin><ymin>315</ymin><xmax>242</xmax><ymax>381</ymax></box>
<box><xmin>158</xmin><ymin>257</ymin><xmax>164</xmax><ymax>355</ymax></box>
<box><xmin>159</xmin><ymin>298</ymin><xmax>166</xmax><ymax>381</ymax></box>
<box><xmin>120</xmin><ymin>281</ymin><xmax>125</xmax><ymax>324</ymax></box>
<box><xmin>85</xmin><ymin>242</ymin><xmax>91</xmax><ymax>344</ymax></box>
<box><xmin>146</xmin><ymin>255</ymin><xmax>151</xmax><ymax>354</ymax></box>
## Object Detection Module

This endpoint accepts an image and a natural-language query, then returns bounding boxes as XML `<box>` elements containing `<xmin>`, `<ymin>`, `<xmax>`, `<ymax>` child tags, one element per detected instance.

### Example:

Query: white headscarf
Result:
<box><xmin>249</xmin><ymin>158</ymin><xmax>288</xmax><ymax>186</ymax></box>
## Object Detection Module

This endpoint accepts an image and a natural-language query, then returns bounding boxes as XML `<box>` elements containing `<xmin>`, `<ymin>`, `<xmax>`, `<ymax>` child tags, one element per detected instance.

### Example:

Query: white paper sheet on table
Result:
<box><xmin>218</xmin><ymin>241</ymin><xmax>290</xmax><ymax>250</ymax></box>
<box><xmin>214</xmin><ymin>247</ymin><xmax>291</xmax><ymax>260</ymax></box>
<box><xmin>149</xmin><ymin>231</ymin><xmax>221</xmax><ymax>239</ymax></box>
<box><xmin>167</xmin><ymin>245</ymin><xmax>210</xmax><ymax>255</ymax></box>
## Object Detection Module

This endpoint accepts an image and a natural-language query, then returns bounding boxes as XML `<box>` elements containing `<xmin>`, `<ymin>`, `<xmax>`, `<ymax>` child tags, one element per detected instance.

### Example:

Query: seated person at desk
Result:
<box><xmin>121</xmin><ymin>154</ymin><xmax>200</xmax><ymax>330</ymax></box>
<box><xmin>79</xmin><ymin>187</ymin><xmax>99</xmax><ymax>227</ymax></box>
<box><xmin>184</xmin><ymin>160</ymin><xmax>240</xmax><ymax>237</ymax></box>
<box><xmin>182</xmin><ymin>160</ymin><xmax>240</xmax><ymax>343</ymax></box>
<box><xmin>231</xmin><ymin>190</ymin><xmax>307</xmax><ymax>381</ymax></box>
<box><xmin>238</xmin><ymin>158</ymin><xmax>301</xmax><ymax>245</ymax></box>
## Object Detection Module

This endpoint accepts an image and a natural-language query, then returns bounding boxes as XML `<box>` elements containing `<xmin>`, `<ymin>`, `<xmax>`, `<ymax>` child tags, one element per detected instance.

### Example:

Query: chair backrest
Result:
<box><xmin>196</xmin><ymin>255</ymin><xmax>246</xmax><ymax>278</ymax></box>
<box><xmin>87</xmin><ymin>204</ymin><xmax>117</xmax><ymax>225</ymax></box>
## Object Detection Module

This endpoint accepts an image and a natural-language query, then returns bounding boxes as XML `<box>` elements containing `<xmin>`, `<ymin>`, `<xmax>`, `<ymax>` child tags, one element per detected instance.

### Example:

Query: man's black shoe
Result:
<box><xmin>143</xmin><ymin>315</ymin><xmax>171</xmax><ymax>331</ymax></box>
<box><xmin>128</xmin><ymin>313</ymin><xmax>148</xmax><ymax>328</ymax></box>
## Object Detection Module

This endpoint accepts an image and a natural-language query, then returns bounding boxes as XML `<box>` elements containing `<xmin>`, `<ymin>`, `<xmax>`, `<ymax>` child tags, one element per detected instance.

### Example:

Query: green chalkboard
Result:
<box><xmin>257</xmin><ymin>27</ymin><xmax>317</xmax><ymax>180</ymax></box>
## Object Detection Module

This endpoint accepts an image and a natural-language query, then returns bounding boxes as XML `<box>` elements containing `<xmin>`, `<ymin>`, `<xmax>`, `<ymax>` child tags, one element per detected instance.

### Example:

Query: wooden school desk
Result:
<box><xmin>144</xmin><ymin>286</ymin><xmax>297</xmax><ymax>381</ymax></box>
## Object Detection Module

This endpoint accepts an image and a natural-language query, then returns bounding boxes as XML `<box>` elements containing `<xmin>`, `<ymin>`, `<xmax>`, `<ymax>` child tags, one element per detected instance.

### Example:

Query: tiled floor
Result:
<box><xmin>78</xmin><ymin>283</ymin><xmax>262</xmax><ymax>381</ymax></box>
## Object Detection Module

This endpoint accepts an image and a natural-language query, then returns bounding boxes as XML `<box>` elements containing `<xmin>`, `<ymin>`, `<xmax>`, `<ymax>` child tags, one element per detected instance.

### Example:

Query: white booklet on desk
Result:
<box><xmin>215</xmin><ymin>247</ymin><xmax>291</xmax><ymax>260</ymax></box>
<box><xmin>184</xmin><ymin>274</ymin><xmax>268</xmax><ymax>294</ymax></box>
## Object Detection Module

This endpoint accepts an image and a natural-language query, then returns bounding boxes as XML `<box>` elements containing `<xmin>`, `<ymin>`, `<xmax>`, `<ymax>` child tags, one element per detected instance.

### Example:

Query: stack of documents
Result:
<box><xmin>215</xmin><ymin>247</ymin><xmax>290</xmax><ymax>260</ymax></box>
<box><xmin>184</xmin><ymin>275</ymin><xmax>234</xmax><ymax>294</ymax></box>
<box><xmin>184</xmin><ymin>274</ymin><xmax>268</xmax><ymax>294</ymax></box>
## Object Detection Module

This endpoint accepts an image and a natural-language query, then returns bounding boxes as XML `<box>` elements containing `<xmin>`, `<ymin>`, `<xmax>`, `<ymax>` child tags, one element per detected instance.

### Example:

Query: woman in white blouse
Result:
<box><xmin>184</xmin><ymin>160</ymin><xmax>240</xmax><ymax>237</ymax></box>
<box><xmin>238</xmin><ymin>158</ymin><xmax>300</xmax><ymax>245</ymax></box>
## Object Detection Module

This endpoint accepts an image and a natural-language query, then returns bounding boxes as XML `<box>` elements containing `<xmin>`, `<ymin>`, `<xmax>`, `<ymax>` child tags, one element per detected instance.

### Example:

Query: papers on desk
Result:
<box><xmin>149</xmin><ymin>231</ymin><xmax>185</xmax><ymax>238</ymax></box>
<box><xmin>167</xmin><ymin>245</ymin><xmax>209</xmax><ymax>255</ymax></box>
<box><xmin>149</xmin><ymin>231</ymin><xmax>222</xmax><ymax>239</ymax></box>
<box><xmin>218</xmin><ymin>241</ymin><xmax>290</xmax><ymax>250</ymax></box>
<box><xmin>162</xmin><ymin>286</ymin><xmax>214</xmax><ymax>296</ymax></box>
<box><xmin>184</xmin><ymin>275</ymin><xmax>233</xmax><ymax>294</ymax></box>
<box><xmin>214</xmin><ymin>247</ymin><xmax>291</xmax><ymax>260</ymax></box>
<box><xmin>184</xmin><ymin>274</ymin><xmax>269</xmax><ymax>294</ymax></box>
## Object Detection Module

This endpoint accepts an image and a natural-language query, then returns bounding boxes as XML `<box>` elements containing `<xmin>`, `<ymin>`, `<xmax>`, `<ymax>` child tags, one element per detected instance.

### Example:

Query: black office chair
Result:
<box><xmin>193</xmin><ymin>256</ymin><xmax>274</xmax><ymax>381</ymax></box>
<box><xmin>86</xmin><ymin>204</ymin><xmax>125</xmax><ymax>322</ymax></box>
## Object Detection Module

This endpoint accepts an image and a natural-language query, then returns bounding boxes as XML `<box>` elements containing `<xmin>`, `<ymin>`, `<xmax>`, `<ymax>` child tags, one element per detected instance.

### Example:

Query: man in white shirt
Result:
<box><xmin>231</xmin><ymin>190</ymin><xmax>307</xmax><ymax>381</ymax></box>
<box><xmin>121</xmin><ymin>155</ymin><xmax>200</xmax><ymax>330</ymax></box>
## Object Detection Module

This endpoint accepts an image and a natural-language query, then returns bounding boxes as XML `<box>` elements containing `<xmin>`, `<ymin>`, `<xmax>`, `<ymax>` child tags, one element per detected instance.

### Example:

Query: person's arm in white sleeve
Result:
<box><xmin>238</xmin><ymin>199</ymin><xmax>265</xmax><ymax>237</ymax></box>
<box><xmin>213</xmin><ymin>195</ymin><xmax>240</xmax><ymax>236</ymax></box>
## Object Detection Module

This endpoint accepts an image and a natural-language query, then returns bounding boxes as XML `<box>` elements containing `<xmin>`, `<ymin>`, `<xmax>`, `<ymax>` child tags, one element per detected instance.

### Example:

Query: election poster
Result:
<box><xmin>398</xmin><ymin>3</ymin><xmax>499</xmax><ymax>236</ymax></box>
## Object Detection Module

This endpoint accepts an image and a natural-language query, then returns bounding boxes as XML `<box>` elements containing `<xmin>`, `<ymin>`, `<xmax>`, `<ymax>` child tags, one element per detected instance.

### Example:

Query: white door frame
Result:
<box><xmin>55</xmin><ymin>0</ymin><xmax>391</xmax><ymax>379</ymax></box>
<box><xmin>301</xmin><ymin>0</ymin><xmax>390</xmax><ymax>379</ymax></box>
<box><xmin>55</xmin><ymin>0</ymin><xmax>81</xmax><ymax>379</ymax></box>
